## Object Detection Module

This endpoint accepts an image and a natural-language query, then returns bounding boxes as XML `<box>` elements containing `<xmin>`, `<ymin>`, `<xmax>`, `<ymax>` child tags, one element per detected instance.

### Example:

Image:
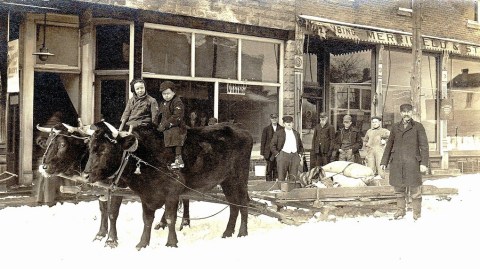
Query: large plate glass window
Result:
<box><xmin>143</xmin><ymin>29</ymin><xmax>191</xmax><ymax>76</ymax></box>
<box><xmin>195</xmin><ymin>35</ymin><xmax>238</xmax><ymax>79</ymax></box>
<box><xmin>241</xmin><ymin>40</ymin><xmax>280</xmax><ymax>83</ymax></box>
<box><xmin>447</xmin><ymin>58</ymin><xmax>480</xmax><ymax>150</ymax></box>
<box><xmin>218</xmin><ymin>83</ymin><xmax>278</xmax><ymax>152</ymax></box>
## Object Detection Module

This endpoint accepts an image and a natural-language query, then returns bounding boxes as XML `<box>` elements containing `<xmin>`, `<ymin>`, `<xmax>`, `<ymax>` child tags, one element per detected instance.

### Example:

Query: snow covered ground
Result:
<box><xmin>0</xmin><ymin>174</ymin><xmax>478</xmax><ymax>269</ymax></box>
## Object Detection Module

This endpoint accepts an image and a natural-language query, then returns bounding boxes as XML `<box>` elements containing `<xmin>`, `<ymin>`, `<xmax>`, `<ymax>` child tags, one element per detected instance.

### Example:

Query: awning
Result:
<box><xmin>299</xmin><ymin>14</ymin><xmax>480</xmax><ymax>58</ymax></box>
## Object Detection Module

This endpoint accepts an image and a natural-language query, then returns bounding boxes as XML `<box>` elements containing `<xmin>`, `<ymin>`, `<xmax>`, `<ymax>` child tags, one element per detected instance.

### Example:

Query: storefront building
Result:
<box><xmin>0</xmin><ymin>0</ymin><xmax>479</xmax><ymax>185</ymax></box>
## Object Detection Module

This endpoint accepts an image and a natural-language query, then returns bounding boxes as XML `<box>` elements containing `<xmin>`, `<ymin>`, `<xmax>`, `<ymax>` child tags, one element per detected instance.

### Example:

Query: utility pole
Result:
<box><xmin>411</xmin><ymin>0</ymin><xmax>423</xmax><ymax>120</ymax></box>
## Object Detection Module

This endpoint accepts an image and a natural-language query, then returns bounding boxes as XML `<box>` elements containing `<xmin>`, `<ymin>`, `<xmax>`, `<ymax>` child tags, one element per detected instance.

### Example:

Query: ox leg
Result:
<box><xmin>179</xmin><ymin>199</ymin><xmax>190</xmax><ymax>231</ymax></box>
<box><xmin>94</xmin><ymin>199</ymin><xmax>109</xmax><ymax>241</ymax></box>
<box><xmin>220</xmin><ymin>181</ymin><xmax>240</xmax><ymax>238</ymax></box>
<box><xmin>136</xmin><ymin>203</ymin><xmax>156</xmax><ymax>250</ymax></box>
<box><xmin>154</xmin><ymin>213</ymin><xmax>168</xmax><ymax>230</ymax></box>
<box><xmin>105</xmin><ymin>196</ymin><xmax>123</xmax><ymax>248</ymax></box>
<box><xmin>164</xmin><ymin>199</ymin><xmax>179</xmax><ymax>247</ymax></box>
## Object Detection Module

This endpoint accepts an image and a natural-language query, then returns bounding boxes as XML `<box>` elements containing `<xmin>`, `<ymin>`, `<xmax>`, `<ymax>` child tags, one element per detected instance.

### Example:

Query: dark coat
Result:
<box><xmin>333</xmin><ymin>127</ymin><xmax>363</xmax><ymax>152</ymax></box>
<box><xmin>312</xmin><ymin>123</ymin><xmax>335</xmax><ymax>155</ymax></box>
<box><xmin>121</xmin><ymin>94</ymin><xmax>159</xmax><ymax>127</ymax></box>
<box><xmin>260</xmin><ymin>124</ymin><xmax>284</xmax><ymax>160</ymax></box>
<box><xmin>158</xmin><ymin>95</ymin><xmax>186</xmax><ymax>147</ymax></box>
<box><xmin>380</xmin><ymin>120</ymin><xmax>429</xmax><ymax>187</ymax></box>
<box><xmin>311</xmin><ymin>122</ymin><xmax>336</xmax><ymax>166</ymax></box>
<box><xmin>270</xmin><ymin>128</ymin><xmax>304</xmax><ymax>161</ymax></box>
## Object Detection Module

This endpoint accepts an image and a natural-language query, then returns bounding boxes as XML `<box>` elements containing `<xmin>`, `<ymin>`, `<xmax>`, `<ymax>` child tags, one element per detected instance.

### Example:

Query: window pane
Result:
<box><xmin>143</xmin><ymin>29</ymin><xmax>190</xmax><ymax>76</ymax></box>
<box><xmin>36</xmin><ymin>25</ymin><xmax>78</xmax><ymax>66</ymax></box>
<box><xmin>218</xmin><ymin>84</ymin><xmax>278</xmax><ymax>154</ymax></box>
<box><xmin>195</xmin><ymin>34</ymin><xmax>237</xmax><ymax>79</ymax></box>
<box><xmin>447</xmin><ymin>58</ymin><xmax>480</xmax><ymax>150</ymax></box>
<box><xmin>381</xmin><ymin>50</ymin><xmax>411</xmax><ymax>128</ymax></box>
<box><xmin>144</xmin><ymin>79</ymin><xmax>214</xmax><ymax>127</ymax></box>
<box><xmin>241</xmin><ymin>40</ymin><xmax>279</xmax><ymax>83</ymax></box>
<box><xmin>362</xmin><ymin>88</ymin><xmax>371</xmax><ymax>110</ymax></box>
<box><xmin>96</xmin><ymin>25</ymin><xmax>129</xmax><ymax>70</ymax></box>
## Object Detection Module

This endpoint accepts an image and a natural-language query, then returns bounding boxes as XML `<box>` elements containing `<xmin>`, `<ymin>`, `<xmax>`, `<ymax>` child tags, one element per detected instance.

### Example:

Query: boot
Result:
<box><xmin>170</xmin><ymin>155</ymin><xmax>184</xmax><ymax>169</ymax></box>
<box><xmin>412</xmin><ymin>198</ymin><xmax>422</xmax><ymax>220</ymax></box>
<box><xmin>393</xmin><ymin>197</ymin><xmax>406</xmax><ymax>219</ymax></box>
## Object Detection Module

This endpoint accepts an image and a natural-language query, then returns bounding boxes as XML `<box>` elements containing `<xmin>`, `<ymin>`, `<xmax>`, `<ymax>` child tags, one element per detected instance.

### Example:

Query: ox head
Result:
<box><xmin>36</xmin><ymin>123</ymin><xmax>90</xmax><ymax>177</ymax></box>
<box><xmin>84</xmin><ymin>121</ymin><xmax>138</xmax><ymax>183</ymax></box>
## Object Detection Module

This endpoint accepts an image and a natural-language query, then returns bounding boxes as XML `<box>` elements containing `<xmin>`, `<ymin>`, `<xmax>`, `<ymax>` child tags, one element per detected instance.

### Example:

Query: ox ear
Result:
<box><xmin>119</xmin><ymin>134</ymin><xmax>138</xmax><ymax>152</ymax></box>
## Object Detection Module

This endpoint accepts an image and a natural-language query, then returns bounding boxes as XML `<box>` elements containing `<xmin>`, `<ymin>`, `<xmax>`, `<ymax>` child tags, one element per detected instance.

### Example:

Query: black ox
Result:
<box><xmin>84</xmin><ymin>121</ymin><xmax>252</xmax><ymax>249</ymax></box>
<box><xmin>36</xmin><ymin>123</ymin><xmax>191</xmax><ymax>248</ymax></box>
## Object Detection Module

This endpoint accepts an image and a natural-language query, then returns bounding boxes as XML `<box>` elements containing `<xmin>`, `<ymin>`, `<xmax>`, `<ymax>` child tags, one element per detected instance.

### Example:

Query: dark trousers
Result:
<box><xmin>276</xmin><ymin>151</ymin><xmax>301</xmax><ymax>182</ymax></box>
<box><xmin>265</xmin><ymin>158</ymin><xmax>278</xmax><ymax>181</ymax></box>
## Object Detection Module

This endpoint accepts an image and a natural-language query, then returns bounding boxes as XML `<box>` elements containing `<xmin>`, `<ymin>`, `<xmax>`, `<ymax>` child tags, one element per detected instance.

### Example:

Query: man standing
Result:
<box><xmin>261</xmin><ymin>113</ymin><xmax>283</xmax><ymax>181</ymax></box>
<box><xmin>311</xmin><ymin>112</ymin><xmax>335</xmax><ymax>167</ymax></box>
<box><xmin>270</xmin><ymin>116</ymin><xmax>304</xmax><ymax>182</ymax></box>
<box><xmin>381</xmin><ymin>104</ymin><xmax>429</xmax><ymax>220</ymax></box>
<box><xmin>364</xmin><ymin>116</ymin><xmax>390</xmax><ymax>178</ymax></box>
<box><xmin>333</xmin><ymin>114</ymin><xmax>363</xmax><ymax>163</ymax></box>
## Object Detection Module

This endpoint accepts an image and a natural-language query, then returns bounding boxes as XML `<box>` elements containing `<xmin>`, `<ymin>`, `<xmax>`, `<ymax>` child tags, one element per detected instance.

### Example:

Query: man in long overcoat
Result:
<box><xmin>381</xmin><ymin>103</ymin><xmax>429</xmax><ymax>220</ymax></box>
<box><xmin>311</xmin><ymin>112</ymin><xmax>335</xmax><ymax>167</ymax></box>
<box><xmin>260</xmin><ymin>113</ymin><xmax>283</xmax><ymax>181</ymax></box>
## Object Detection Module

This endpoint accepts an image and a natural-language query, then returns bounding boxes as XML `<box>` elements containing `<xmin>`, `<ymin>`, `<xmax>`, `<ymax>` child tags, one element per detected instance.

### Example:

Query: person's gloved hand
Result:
<box><xmin>157</xmin><ymin>124</ymin><xmax>166</xmax><ymax>132</ymax></box>
<box><xmin>420</xmin><ymin>164</ymin><xmax>428</xmax><ymax>173</ymax></box>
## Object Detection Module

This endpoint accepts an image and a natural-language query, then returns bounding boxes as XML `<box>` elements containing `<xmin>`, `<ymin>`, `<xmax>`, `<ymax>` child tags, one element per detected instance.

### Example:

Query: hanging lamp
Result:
<box><xmin>33</xmin><ymin>13</ymin><xmax>54</xmax><ymax>61</ymax></box>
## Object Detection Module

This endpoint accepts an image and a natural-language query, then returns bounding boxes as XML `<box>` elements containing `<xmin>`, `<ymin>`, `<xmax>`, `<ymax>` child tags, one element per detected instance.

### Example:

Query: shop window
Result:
<box><xmin>447</xmin><ymin>58</ymin><xmax>480</xmax><ymax>150</ymax></box>
<box><xmin>382</xmin><ymin>49</ymin><xmax>438</xmax><ymax>149</ymax></box>
<box><xmin>218</xmin><ymin>83</ymin><xmax>278</xmax><ymax>153</ymax></box>
<box><xmin>35</xmin><ymin>24</ymin><xmax>79</xmax><ymax>66</ymax></box>
<box><xmin>143</xmin><ymin>29</ymin><xmax>190</xmax><ymax>76</ymax></box>
<box><xmin>96</xmin><ymin>25</ymin><xmax>130</xmax><ymax>70</ymax></box>
<box><xmin>329</xmin><ymin>50</ymin><xmax>372</xmax><ymax>134</ymax></box>
<box><xmin>195</xmin><ymin>34</ymin><xmax>238</xmax><ymax>79</ymax></box>
<box><xmin>241</xmin><ymin>40</ymin><xmax>279</xmax><ymax>83</ymax></box>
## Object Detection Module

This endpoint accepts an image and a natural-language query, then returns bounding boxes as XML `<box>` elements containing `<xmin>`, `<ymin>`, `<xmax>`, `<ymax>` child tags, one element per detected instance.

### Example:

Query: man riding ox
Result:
<box><xmin>84</xmin><ymin>121</ymin><xmax>252</xmax><ymax>250</ymax></box>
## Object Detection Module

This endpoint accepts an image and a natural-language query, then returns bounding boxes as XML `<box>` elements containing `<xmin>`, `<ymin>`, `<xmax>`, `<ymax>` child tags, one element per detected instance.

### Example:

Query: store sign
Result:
<box><xmin>440</xmin><ymin>98</ymin><xmax>454</xmax><ymax>120</ymax></box>
<box><xmin>7</xmin><ymin>39</ymin><xmax>20</xmax><ymax>93</ymax></box>
<box><xmin>227</xmin><ymin>83</ymin><xmax>246</xmax><ymax>95</ymax></box>
<box><xmin>304</xmin><ymin>19</ymin><xmax>480</xmax><ymax>58</ymax></box>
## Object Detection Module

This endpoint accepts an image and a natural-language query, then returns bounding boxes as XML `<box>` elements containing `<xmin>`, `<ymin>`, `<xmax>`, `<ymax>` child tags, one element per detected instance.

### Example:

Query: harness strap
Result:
<box><xmin>108</xmin><ymin>150</ymin><xmax>130</xmax><ymax>187</ymax></box>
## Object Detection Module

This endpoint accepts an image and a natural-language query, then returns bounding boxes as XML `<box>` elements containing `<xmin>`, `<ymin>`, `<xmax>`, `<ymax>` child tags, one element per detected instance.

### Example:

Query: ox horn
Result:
<box><xmin>62</xmin><ymin>123</ymin><xmax>77</xmax><ymax>133</ymax></box>
<box><xmin>104</xmin><ymin>121</ymin><xmax>119</xmax><ymax>138</ymax></box>
<box><xmin>36</xmin><ymin>124</ymin><xmax>52</xmax><ymax>133</ymax></box>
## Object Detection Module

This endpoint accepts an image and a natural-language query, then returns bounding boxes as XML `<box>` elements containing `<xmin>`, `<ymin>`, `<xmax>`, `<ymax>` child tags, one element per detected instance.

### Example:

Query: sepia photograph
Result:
<box><xmin>0</xmin><ymin>0</ymin><xmax>479</xmax><ymax>268</ymax></box>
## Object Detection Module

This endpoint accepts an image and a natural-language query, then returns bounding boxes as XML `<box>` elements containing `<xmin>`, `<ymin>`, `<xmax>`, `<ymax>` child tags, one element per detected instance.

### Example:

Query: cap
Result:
<box><xmin>343</xmin><ymin>114</ymin><xmax>352</xmax><ymax>122</ymax></box>
<box><xmin>319</xmin><ymin>112</ymin><xmax>328</xmax><ymax>118</ymax></box>
<box><xmin>282</xmin><ymin>116</ymin><xmax>294</xmax><ymax>123</ymax></box>
<box><xmin>208</xmin><ymin>117</ymin><xmax>218</xmax><ymax>125</ymax></box>
<box><xmin>160</xmin><ymin>81</ymin><xmax>175</xmax><ymax>92</ymax></box>
<box><xmin>270</xmin><ymin>113</ymin><xmax>278</xmax><ymax>119</ymax></box>
<box><xmin>371</xmin><ymin>116</ymin><xmax>382</xmax><ymax>121</ymax></box>
<box><xmin>400</xmin><ymin>103</ymin><xmax>413</xmax><ymax>111</ymax></box>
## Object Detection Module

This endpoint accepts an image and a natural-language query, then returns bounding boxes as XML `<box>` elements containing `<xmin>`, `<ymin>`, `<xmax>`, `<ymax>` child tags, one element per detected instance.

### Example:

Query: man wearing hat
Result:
<box><xmin>261</xmin><ymin>113</ymin><xmax>283</xmax><ymax>181</ymax></box>
<box><xmin>381</xmin><ymin>103</ymin><xmax>429</xmax><ymax>220</ymax></box>
<box><xmin>311</xmin><ymin>112</ymin><xmax>336</xmax><ymax>167</ymax></box>
<box><xmin>364</xmin><ymin>115</ymin><xmax>390</xmax><ymax>178</ymax></box>
<box><xmin>270</xmin><ymin>115</ymin><xmax>304</xmax><ymax>182</ymax></box>
<box><xmin>333</xmin><ymin>114</ymin><xmax>363</xmax><ymax>163</ymax></box>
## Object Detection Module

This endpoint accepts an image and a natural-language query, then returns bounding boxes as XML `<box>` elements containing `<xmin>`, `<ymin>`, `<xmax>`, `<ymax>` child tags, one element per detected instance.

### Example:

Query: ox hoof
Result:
<box><xmin>154</xmin><ymin>222</ymin><xmax>167</xmax><ymax>230</ymax></box>
<box><xmin>166</xmin><ymin>242</ymin><xmax>178</xmax><ymax>248</ymax></box>
<box><xmin>222</xmin><ymin>232</ymin><xmax>234</xmax><ymax>238</ymax></box>
<box><xmin>179</xmin><ymin>221</ymin><xmax>190</xmax><ymax>231</ymax></box>
<box><xmin>105</xmin><ymin>240</ymin><xmax>118</xmax><ymax>248</ymax></box>
<box><xmin>237</xmin><ymin>232</ymin><xmax>248</xmax><ymax>237</ymax></box>
<box><xmin>93</xmin><ymin>234</ymin><xmax>106</xmax><ymax>242</ymax></box>
<box><xmin>135</xmin><ymin>243</ymin><xmax>149</xmax><ymax>251</ymax></box>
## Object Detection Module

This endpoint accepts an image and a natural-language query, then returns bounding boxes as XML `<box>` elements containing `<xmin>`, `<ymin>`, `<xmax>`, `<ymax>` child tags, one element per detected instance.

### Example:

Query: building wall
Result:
<box><xmin>297</xmin><ymin>0</ymin><xmax>480</xmax><ymax>44</ymax></box>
